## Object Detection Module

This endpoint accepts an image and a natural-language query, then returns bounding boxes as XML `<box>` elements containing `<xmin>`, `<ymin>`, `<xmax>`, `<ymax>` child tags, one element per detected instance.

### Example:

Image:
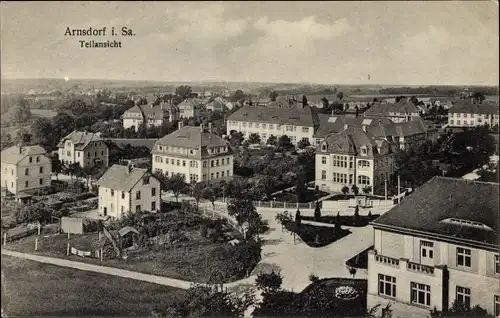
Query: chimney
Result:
<box><xmin>208</xmin><ymin>122</ymin><xmax>213</xmax><ymax>133</ymax></box>
<box><xmin>200</xmin><ymin>123</ymin><xmax>204</xmax><ymax>132</ymax></box>
<box><xmin>178</xmin><ymin>121</ymin><xmax>183</xmax><ymax>130</ymax></box>
<box><xmin>150</xmin><ymin>104</ymin><xmax>154</xmax><ymax>108</ymax></box>
<box><xmin>344</xmin><ymin>124</ymin><xmax>348</xmax><ymax>130</ymax></box>
<box><xmin>17</xmin><ymin>144</ymin><xmax>22</xmax><ymax>154</ymax></box>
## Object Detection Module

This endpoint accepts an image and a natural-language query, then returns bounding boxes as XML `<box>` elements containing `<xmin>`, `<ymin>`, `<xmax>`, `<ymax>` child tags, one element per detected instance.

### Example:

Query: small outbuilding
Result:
<box><xmin>118</xmin><ymin>226</ymin><xmax>139</xmax><ymax>249</ymax></box>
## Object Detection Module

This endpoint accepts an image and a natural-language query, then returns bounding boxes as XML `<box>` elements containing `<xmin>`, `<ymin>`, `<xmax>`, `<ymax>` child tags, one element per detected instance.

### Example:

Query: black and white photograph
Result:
<box><xmin>1</xmin><ymin>1</ymin><xmax>499</xmax><ymax>317</ymax></box>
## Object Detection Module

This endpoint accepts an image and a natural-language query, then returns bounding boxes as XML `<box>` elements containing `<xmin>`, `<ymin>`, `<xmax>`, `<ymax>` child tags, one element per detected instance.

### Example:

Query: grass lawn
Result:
<box><xmin>5</xmin><ymin>228</ymin><xmax>252</xmax><ymax>283</ymax></box>
<box><xmin>284</xmin><ymin>222</ymin><xmax>350</xmax><ymax>248</ymax></box>
<box><xmin>273</xmin><ymin>189</ymin><xmax>330</xmax><ymax>203</ymax></box>
<box><xmin>302</xmin><ymin>214</ymin><xmax>380</xmax><ymax>227</ymax></box>
<box><xmin>254</xmin><ymin>278</ymin><xmax>367</xmax><ymax>317</ymax></box>
<box><xmin>1</xmin><ymin>255</ymin><xmax>185</xmax><ymax>317</ymax></box>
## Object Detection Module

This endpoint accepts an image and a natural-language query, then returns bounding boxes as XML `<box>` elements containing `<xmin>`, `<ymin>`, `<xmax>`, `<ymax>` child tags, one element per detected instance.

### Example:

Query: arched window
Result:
<box><xmin>358</xmin><ymin>175</ymin><xmax>370</xmax><ymax>185</ymax></box>
<box><xmin>358</xmin><ymin>160</ymin><xmax>370</xmax><ymax>168</ymax></box>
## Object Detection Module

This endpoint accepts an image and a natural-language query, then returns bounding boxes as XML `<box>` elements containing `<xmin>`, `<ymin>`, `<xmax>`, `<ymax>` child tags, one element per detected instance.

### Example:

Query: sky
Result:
<box><xmin>1</xmin><ymin>1</ymin><xmax>498</xmax><ymax>86</ymax></box>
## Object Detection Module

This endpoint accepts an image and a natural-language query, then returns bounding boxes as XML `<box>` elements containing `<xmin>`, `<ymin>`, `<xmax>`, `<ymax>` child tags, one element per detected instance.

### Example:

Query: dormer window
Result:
<box><xmin>143</xmin><ymin>177</ymin><xmax>150</xmax><ymax>185</ymax></box>
<box><xmin>361</xmin><ymin>146</ymin><xmax>368</xmax><ymax>156</ymax></box>
<box><xmin>321</xmin><ymin>143</ymin><xmax>327</xmax><ymax>151</ymax></box>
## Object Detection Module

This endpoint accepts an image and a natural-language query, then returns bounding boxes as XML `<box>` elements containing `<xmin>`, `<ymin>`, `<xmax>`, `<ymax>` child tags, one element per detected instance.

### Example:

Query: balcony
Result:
<box><xmin>406</xmin><ymin>262</ymin><xmax>434</xmax><ymax>275</ymax></box>
<box><xmin>374</xmin><ymin>254</ymin><xmax>399</xmax><ymax>267</ymax></box>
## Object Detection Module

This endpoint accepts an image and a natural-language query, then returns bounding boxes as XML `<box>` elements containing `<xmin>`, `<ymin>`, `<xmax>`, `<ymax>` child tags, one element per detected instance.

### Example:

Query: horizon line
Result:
<box><xmin>1</xmin><ymin>76</ymin><xmax>499</xmax><ymax>88</ymax></box>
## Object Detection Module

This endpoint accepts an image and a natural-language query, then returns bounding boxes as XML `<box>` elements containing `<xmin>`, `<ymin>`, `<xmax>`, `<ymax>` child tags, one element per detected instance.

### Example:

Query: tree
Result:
<box><xmin>471</xmin><ymin>92</ymin><xmax>485</xmax><ymax>104</ymax></box>
<box><xmin>341</xmin><ymin>186</ymin><xmax>349</xmax><ymax>195</ymax></box>
<box><xmin>297</xmin><ymin>138</ymin><xmax>310</xmax><ymax>149</ymax></box>
<box><xmin>362</xmin><ymin>185</ymin><xmax>372</xmax><ymax>195</ymax></box>
<box><xmin>166</xmin><ymin>173</ymin><xmax>188</xmax><ymax>203</ymax></box>
<box><xmin>313</xmin><ymin>202</ymin><xmax>321</xmax><ymax>221</ymax></box>
<box><xmin>192</xmin><ymin>182</ymin><xmax>205</xmax><ymax>211</ymax></box>
<box><xmin>351</xmin><ymin>184</ymin><xmax>359</xmax><ymax>195</ymax></box>
<box><xmin>295</xmin><ymin>209</ymin><xmax>301</xmax><ymax>224</ymax></box>
<box><xmin>321</xmin><ymin>97</ymin><xmax>329</xmax><ymax>109</ymax></box>
<box><xmin>269</xmin><ymin>91</ymin><xmax>278</xmax><ymax>102</ymax></box>
<box><xmin>201</xmin><ymin>184</ymin><xmax>220</xmax><ymax>209</ymax></box>
<box><xmin>51</xmin><ymin>156</ymin><xmax>62</xmax><ymax>180</ymax></box>
<box><xmin>248</xmin><ymin>133</ymin><xmax>261</xmax><ymax>144</ymax></box>
<box><xmin>336</xmin><ymin>91</ymin><xmax>344</xmax><ymax>101</ymax></box>
<box><xmin>227</xmin><ymin>198</ymin><xmax>267</xmax><ymax>237</ymax></box>
<box><xmin>255</xmin><ymin>271</ymin><xmax>283</xmax><ymax>294</ymax></box>
<box><xmin>231</xmin><ymin>90</ymin><xmax>245</xmax><ymax>102</ymax></box>
<box><xmin>12</xmin><ymin>98</ymin><xmax>32</xmax><ymax>123</ymax></box>
<box><xmin>277</xmin><ymin>135</ymin><xmax>294</xmax><ymax>152</ymax></box>
<box><xmin>230</xmin><ymin>131</ymin><xmax>244</xmax><ymax>148</ymax></box>
<box><xmin>175</xmin><ymin>85</ymin><xmax>192</xmax><ymax>100</ymax></box>
<box><xmin>258</xmin><ymin>175</ymin><xmax>277</xmax><ymax>199</ymax></box>
<box><xmin>267</xmin><ymin>135</ymin><xmax>277</xmax><ymax>146</ymax></box>
<box><xmin>302</xmin><ymin>95</ymin><xmax>308</xmax><ymax>106</ymax></box>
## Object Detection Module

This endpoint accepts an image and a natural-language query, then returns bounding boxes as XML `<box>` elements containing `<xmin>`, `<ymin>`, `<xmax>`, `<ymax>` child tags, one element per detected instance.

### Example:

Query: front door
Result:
<box><xmin>103</xmin><ymin>207</ymin><xmax>107</xmax><ymax>216</ymax></box>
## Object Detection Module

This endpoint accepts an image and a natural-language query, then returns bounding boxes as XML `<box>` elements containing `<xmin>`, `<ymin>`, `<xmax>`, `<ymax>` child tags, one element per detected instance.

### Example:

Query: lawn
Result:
<box><xmin>5</xmin><ymin>216</ymin><xmax>256</xmax><ymax>283</ymax></box>
<box><xmin>302</xmin><ymin>214</ymin><xmax>380</xmax><ymax>227</ymax></box>
<box><xmin>254</xmin><ymin>278</ymin><xmax>368</xmax><ymax>317</ymax></box>
<box><xmin>1</xmin><ymin>255</ymin><xmax>185</xmax><ymax>317</ymax></box>
<box><xmin>273</xmin><ymin>189</ymin><xmax>330</xmax><ymax>203</ymax></box>
<box><xmin>284</xmin><ymin>221</ymin><xmax>350</xmax><ymax>248</ymax></box>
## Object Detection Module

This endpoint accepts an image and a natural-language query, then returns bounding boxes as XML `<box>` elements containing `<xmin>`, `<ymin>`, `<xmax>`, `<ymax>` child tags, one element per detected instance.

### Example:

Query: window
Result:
<box><xmin>151</xmin><ymin>201</ymin><xmax>156</xmax><ymax>211</ymax></box>
<box><xmin>227</xmin><ymin>170</ymin><xmax>230</xmax><ymax>176</ymax></box>
<box><xmin>39</xmin><ymin>178</ymin><xmax>43</xmax><ymax>185</ymax></box>
<box><xmin>94</xmin><ymin>152</ymin><xmax>97</xmax><ymax>156</ymax></box>
<box><xmin>143</xmin><ymin>177</ymin><xmax>150</xmax><ymax>185</ymax></box>
<box><xmin>411</xmin><ymin>282</ymin><xmax>431</xmax><ymax>307</ymax></box>
<box><xmin>176</xmin><ymin>160</ymin><xmax>180</xmax><ymax>166</ymax></box>
<box><xmin>333</xmin><ymin>173</ymin><xmax>348</xmax><ymax>184</ymax></box>
<box><xmin>256</xmin><ymin>123</ymin><xmax>260</xmax><ymax>128</ymax></box>
<box><xmin>136</xmin><ymin>205</ymin><xmax>141</xmax><ymax>213</ymax></box>
<box><xmin>77</xmin><ymin>152</ymin><xmax>81</xmax><ymax>157</ymax></box>
<box><xmin>495</xmin><ymin>255</ymin><xmax>500</xmax><ymax>274</ymax></box>
<box><xmin>495</xmin><ymin>295</ymin><xmax>500</xmax><ymax>317</ymax></box>
<box><xmin>210</xmin><ymin>173</ymin><xmax>214</xmax><ymax>179</ymax></box>
<box><xmin>322</xmin><ymin>156</ymin><xmax>327</xmax><ymax>164</ymax></box>
<box><xmin>457</xmin><ymin>247</ymin><xmax>471</xmax><ymax>267</ymax></box>
<box><xmin>203</xmin><ymin>161</ymin><xmax>207</xmax><ymax>168</ymax></box>
<box><xmin>457</xmin><ymin>120</ymin><xmax>461</xmax><ymax>125</ymax></box>
<box><xmin>39</xmin><ymin>166</ymin><xmax>44</xmax><ymax>173</ymax></box>
<box><xmin>302</xmin><ymin>127</ymin><xmax>309</xmax><ymax>133</ymax></box>
<box><xmin>211</xmin><ymin>160</ymin><xmax>214</xmax><ymax>167</ymax></box>
<box><xmin>111</xmin><ymin>190</ymin><xmax>115</xmax><ymax>196</ymax></box>
<box><xmin>203</xmin><ymin>174</ymin><xmax>207</xmax><ymax>181</ymax></box>
<box><xmin>101</xmin><ymin>151</ymin><xmax>104</xmax><ymax>156</ymax></box>
<box><xmin>269</xmin><ymin>124</ymin><xmax>274</xmax><ymax>130</ymax></box>
<box><xmin>321</xmin><ymin>170</ymin><xmax>326</xmax><ymax>180</ymax></box>
<box><xmin>333</xmin><ymin>155</ymin><xmax>348</xmax><ymax>168</ymax></box>
<box><xmin>263</xmin><ymin>124</ymin><xmax>267</xmax><ymax>129</ymax></box>
<box><xmin>216</xmin><ymin>159</ymin><xmax>219</xmax><ymax>166</ymax></box>
<box><xmin>456</xmin><ymin>286</ymin><xmax>470</xmax><ymax>308</ymax></box>
<box><xmin>182</xmin><ymin>160</ymin><xmax>186</xmax><ymax>167</ymax></box>
<box><xmin>136</xmin><ymin>191</ymin><xmax>141</xmax><ymax>200</ymax></box>
<box><xmin>420</xmin><ymin>240</ymin><xmax>434</xmax><ymax>259</ymax></box>
<box><xmin>358</xmin><ymin>160</ymin><xmax>370</xmax><ymax>168</ymax></box>
<box><xmin>25</xmin><ymin>168</ymin><xmax>29</xmax><ymax>176</ymax></box>
<box><xmin>450</xmin><ymin>120</ymin><xmax>454</xmax><ymax>125</ymax></box>
<box><xmin>358</xmin><ymin>175</ymin><xmax>370</xmax><ymax>185</ymax></box>
<box><xmin>361</xmin><ymin>147</ymin><xmax>368</xmax><ymax>156</ymax></box>
<box><xmin>216</xmin><ymin>172</ymin><xmax>219</xmax><ymax>179</ymax></box>
<box><xmin>36</xmin><ymin>156</ymin><xmax>40</xmax><ymax>162</ymax></box>
<box><xmin>121</xmin><ymin>192</ymin><xmax>125</xmax><ymax>199</ymax></box>
<box><xmin>25</xmin><ymin>180</ymin><xmax>29</xmax><ymax>188</ymax></box>
<box><xmin>221</xmin><ymin>171</ymin><xmax>225</xmax><ymax>177</ymax></box>
<box><xmin>152</xmin><ymin>187</ymin><xmax>156</xmax><ymax>196</ymax></box>
<box><xmin>29</xmin><ymin>157</ymin><xmax>33</xmax><ymax>163</ymax></box>
<box><xmin>378</xmin><ymin>274</ymin><xmax>396</xmax><ymax>298</ymax></box>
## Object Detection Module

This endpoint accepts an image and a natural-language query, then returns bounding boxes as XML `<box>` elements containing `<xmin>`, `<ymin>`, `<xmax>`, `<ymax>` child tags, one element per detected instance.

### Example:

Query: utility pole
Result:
<box><xmin>397</xmin><ymin>174</ymin><xmax>401</xmax><ymax>204</ymax></box>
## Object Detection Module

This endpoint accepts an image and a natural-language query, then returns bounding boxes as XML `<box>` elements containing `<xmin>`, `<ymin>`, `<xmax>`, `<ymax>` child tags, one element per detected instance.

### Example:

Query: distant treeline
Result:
<box><xmin>378</xmin><ymin>86</ymin><xmax>499</xmax><ymax>96</ymax></box>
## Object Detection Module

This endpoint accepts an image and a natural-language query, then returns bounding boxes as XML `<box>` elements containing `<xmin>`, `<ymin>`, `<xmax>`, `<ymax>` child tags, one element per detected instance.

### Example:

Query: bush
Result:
<box><xmin>309</xmin><ymin>273</ymin><xmax>319</xmax><ymax>283</ymax></box>
<box><xmin>255</xmin><ymin>271</ymin><xmax>283</xmax><ymax>293</ymax></box>
<box><xmin>314</xmin><ymin>203</ymin><xmax>321</xmax><ymax>221</ymax></box>
<box><xmin>430</xmin><ymin>301</ymin><xmax>493</xmax><ymax>317</ymax></box>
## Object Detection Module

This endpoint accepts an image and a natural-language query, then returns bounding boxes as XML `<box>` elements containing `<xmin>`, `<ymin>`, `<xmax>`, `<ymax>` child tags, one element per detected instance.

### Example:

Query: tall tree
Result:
<box><xmin>336</xmin><ymin>91</ymin><xmax>344</xmax><ymax>101</ymax></box>
<box><xmin>175</xmin><ymin>85</ymin><xmax>193</xmax><ymax>100</ymax></box>
<box><xmin>167</xmin><ymin>173</ymin><xmax>188</xmax><ymax>203</ymax></box>
<box><xmin>277</xmin><ymin>135</ymin><xmax>294</xmax><ymax>152</ymax></box>
<box><xmin>248</xmin><ymin>133</ymin><xmax>261</xmax><ymax>144</ymax></box>
<box><xmin>269</xmin><ymin>91</ymin><xmax>279</xmax><ymax>102</ymax></box>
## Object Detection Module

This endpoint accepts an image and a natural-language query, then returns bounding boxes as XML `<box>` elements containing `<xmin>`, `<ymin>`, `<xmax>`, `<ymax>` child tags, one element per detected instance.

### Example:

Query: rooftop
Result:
<box><xmin>314</xmin><ymin>114</ymin><xmax>392</xmax><ymax>138</ymax></box>
<box><xmin>448</xmin><ymin>101</ymin><xmax>499</xmax><ymax>115</ymax></box>
<box><xmin>1</xmin><ymin>145</ymin><xmax>48</xmax><ymax>165</ymax></box>
<box><xmin>363</xmin><ymin>101</ymin><xmax>420</xmax><ymax>117</ymax></box>
<box><xmin>57</xmin><ymin>131</ymin><xmax>105</xmax><ymax>150</ymax></box>
<box><xmin>122</xmin><ymin>104</ymin><xmax>174</xmax><ymax>120</ymax></box>
<box><xmin>228</xmin><ymin>105</ymin><xmax>320</xmax><ymax>127</ymax></box>
<box><xmin>372</xmin><ymin>177</ymin><xmax>499</xmax><ymax>248</ymax></box>
<box><xmin>153</xmin><ymin>125</ymin><xmax>228</xmax><ymax>150</ymax></box>
<box><xmin>97</xmin><ymin>164</ymin><xmax>154</xmax><ymax>192</ymax></box>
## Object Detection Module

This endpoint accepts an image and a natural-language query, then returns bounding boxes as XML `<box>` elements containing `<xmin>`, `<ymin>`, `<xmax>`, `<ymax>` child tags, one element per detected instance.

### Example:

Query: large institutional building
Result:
<box><xmin>368</xmin><ymin>177</ymin><xmax>499</xmax><ymax>317</ymax></box>
<box><xmin>151</xmin><ymin>123</ymin><xmax>233</xmax><ymax>183</ymax></box>
<box><xmin>447</xmin><ymin>101</ymin><xmax>499</xmax><ymax>129</ymax></box>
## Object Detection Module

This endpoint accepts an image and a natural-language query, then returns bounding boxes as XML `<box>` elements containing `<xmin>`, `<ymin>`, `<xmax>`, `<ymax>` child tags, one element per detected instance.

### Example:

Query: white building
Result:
<box><xmin>448</xmin><ymin>101</ymin><xmax>499</xmax><ymax>128</ymax></box>
<box><xmin>1</xmin><ymin>145</ymin><xmax>52</xmax><ymax>195</ymax></box>
<box><xmin>97</xmin><ymin>164</ymin><xmax>161</xmax><ymax>219</ymax></box>
<box><xmin>363</xmin><ymin>101</ymin><xmax>421</xmax><ymax>123</ymax></box>
<box><xmin>368</xmin><ymin>177</ymin><xmax>499</xmax><ymax>317</ymax></box>
<box><xmin>177</xmin><ymin>99</ymin><xmax>202</xmax><ymax>118</ymax></box>
<box><xmin>152</xmin><ymin>123</ymin><xmax>233</xmax><ymax>183</ymax></box>
<box><xmin>122</xmin><ymin>102</ymin><xmax>179</xmax><ymax>131</ymax></box>
<box><xmin>226</xmin><ymin>104</ymin><xmax>320</xmax><ymax>145</ymax></box>
<box><xmin>315</xmin><ymin>126</ymin><xmax>395</xmax><ymax>194</ymax></box>
<box><xmin>57</xmin><ymin>131</ymin><xmax>109</xmax><ymax>169</ymax></box>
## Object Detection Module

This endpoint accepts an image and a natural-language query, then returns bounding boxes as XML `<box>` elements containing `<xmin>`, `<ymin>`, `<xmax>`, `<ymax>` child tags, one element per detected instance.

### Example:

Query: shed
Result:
<box><xmin>118</xmin><ymin>226</ymin><xmax>139</xmax><ymax>249</ymax></box>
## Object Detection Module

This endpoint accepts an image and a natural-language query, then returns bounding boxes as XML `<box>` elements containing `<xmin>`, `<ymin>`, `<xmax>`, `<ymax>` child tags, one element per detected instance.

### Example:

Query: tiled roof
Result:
<box><xmin>97</xmin><ymin>164</ymin><xmax>154</xmax><ymax>192</ymax></box>
<box><xmin>448</xmin><ymin>101</ymin><xmax>499</xmax><ymax>115</ymax></box>
<box><xmin>1</xmin><ymin>145</ymin><xmax>48</xmax><ymax>165</ymax></box>
<box><xmin>370</xmin><ymin>118</ymin><xmax>428</xmax><ymax>138</ymax></box>
<box><xmin>372</xmin><ymin>177</ymin><xmax>499</xmax><ymax>247</ymax></box>
<box><xmin>314</xmin><ymin>114</ymin><xmax>392</xmax><ymax>138</ymax></box>
<box><xmin>178</xmin><ymin>99</ymin><xmax>203</xmax><ymax>109</ymax></box>
<box><xmin>364</xmin><ymin>101</ymin><xmax>420</xmax><ymax>117</ymax></box>
<box><xmin>57</xmin><ymin>131</ymin><xmax>106</xmax><ymax>150</ymax></box>
<box><xmin>122</xmin><ymin>104</ymin><xmax>173</xmax><ymax>120</ymax></box>
<box><xmin>228</xmin><ymin>105</ymin><xmax>320</xmax><ymax>127</ymax></box>
<box><xmin>153</xmin><ymin>126</ymin><xmax>228</xmax><ymax>150</ymax></box>
<box><xmin>319</xmin><ymin>126</ymin><xmax>391</xmax><ymax>158</ymax></box>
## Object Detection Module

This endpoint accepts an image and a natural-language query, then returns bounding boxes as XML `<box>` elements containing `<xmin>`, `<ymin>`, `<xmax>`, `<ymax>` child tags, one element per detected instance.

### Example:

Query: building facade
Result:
<box><xmin>151</xmin><ymin>123</ymin><xmax>233</xmax><ymax>183</ymax></box>
<box><xmin>226</xmin><ymin>104</ymin><xmax>320</xmax><ymax>145</ymax></box>
<box><xmin>315</xmin><ymin>126</ymin><xmax>395</xmax><ymax>194</ymax></box>
<box><xmin>1</xmin><ymin>145</ymin><xmax>52</xmax><ymax>195</ymax></box>
<box><xmin>122</xmin><ymin>102</ymin><xmax>179</xmax><ymax>131</ymax></box>
<box><xmin>97</xmin><ymin>164</ymin><xmax>161</xmax><ymax>220</ymax></box>
<box><xmin>177</xmin><ymin>99</ymin><xmax>202</xmax><ymax>118</ymax></box>
<box><xmin>368</xmin><ymin>177</ymin><xmax>499</xmax><ymax>317</ymax></box>
<box><xmin>364</xmin><ymin>102</ymin><xmax>421</xmax><ymax>123</ymax></box>
<box><xmin>447</xmin><ymin>101</ymin><xmax>499</xmax><ymax>128</ymax></box>
<box><xmin>57</xmin><ymin>131</ymin><xmax>109</xmax><ymax>168</ymax></box>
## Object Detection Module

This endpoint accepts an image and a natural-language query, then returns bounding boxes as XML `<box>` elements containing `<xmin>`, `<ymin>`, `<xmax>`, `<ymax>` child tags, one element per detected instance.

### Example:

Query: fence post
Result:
<box><xmin>3</xmin><ymin>233</ymin><xmax>6</xmax><ymax>246</ymax></box>
<box><xmin>296</xmin><ymin>202</ymin><xmax>299</xmax><ymax>209</ymax></box>
<box><xmin>284</xmin><ymin>202</ymin><xmax>286</xmax><ymax>209</ymax></box>
<box><xmin>258</xmin><ymin>201</ymin><xmax>261</xmax><ymax>207</ymax></box>
<box><xmin>66</xmin><ymin>242</ymin><xmax>70</xmax><ymax>256</ymax></box>
<box><xmin>100</xmin><ymin>248</ymin><xmax>103</xmax><ymax>262</ymax></box>
<box><xmin>35</xmin><ymin>237</ymin><xmax>38</xmax><ymax>251</ymax></box>
<box><xmin>271</xmin><ymin>201</ymin><xmax>273</xmax><ymax>208</ymax></box>
<box><xmin>68</xmin><ymin>231</ymin><xmax>70</xmax><ymax>240</ymax></box>
<box><xmin>37</xmin><ymin>223</ymin><xmax>41</xmax><ymax>236</ymax></box>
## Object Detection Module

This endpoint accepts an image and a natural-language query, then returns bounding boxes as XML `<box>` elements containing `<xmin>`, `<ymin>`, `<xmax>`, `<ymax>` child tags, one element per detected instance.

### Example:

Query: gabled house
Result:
<box><xmin>177</xmin><ymin>99</ymin><xmax>202</xmax><ymax>118</ymax></box>
<box><xmin>1</xmin><ymin>145</ymin><xmax>52</xmax><ymax>195</ymax></box>
<box><xmin>447</xmin><ymin>101</ymin><xmax>499</xmax><ymax>128</ymax></box>
<box><xmin>57</xmin><ymin>131</ymin><xmax>109</xmax><ymax>169</ymax></box>
<box><xmin>370</xmin><ymin>118</ymin><xmax>438</xmax><ymax>151</ymax></box>
<box><xmin>122</xmin><ymin>102</ymin><xmax>179</xmax><ymax>131</ymax></box>
<box><xmin>97</xmin><ymin>164</ymin><xmax>161</xmax><ymax>220</ymax></box>
<box><xmin>368</xmin><ymin>177</ymin><xmax>499</xmax><ymax>317</ymax></box>
<box><xmin>364</xmin><ymin>101</ymin><xmax>421</xmax><ymax>123</ymax></box>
